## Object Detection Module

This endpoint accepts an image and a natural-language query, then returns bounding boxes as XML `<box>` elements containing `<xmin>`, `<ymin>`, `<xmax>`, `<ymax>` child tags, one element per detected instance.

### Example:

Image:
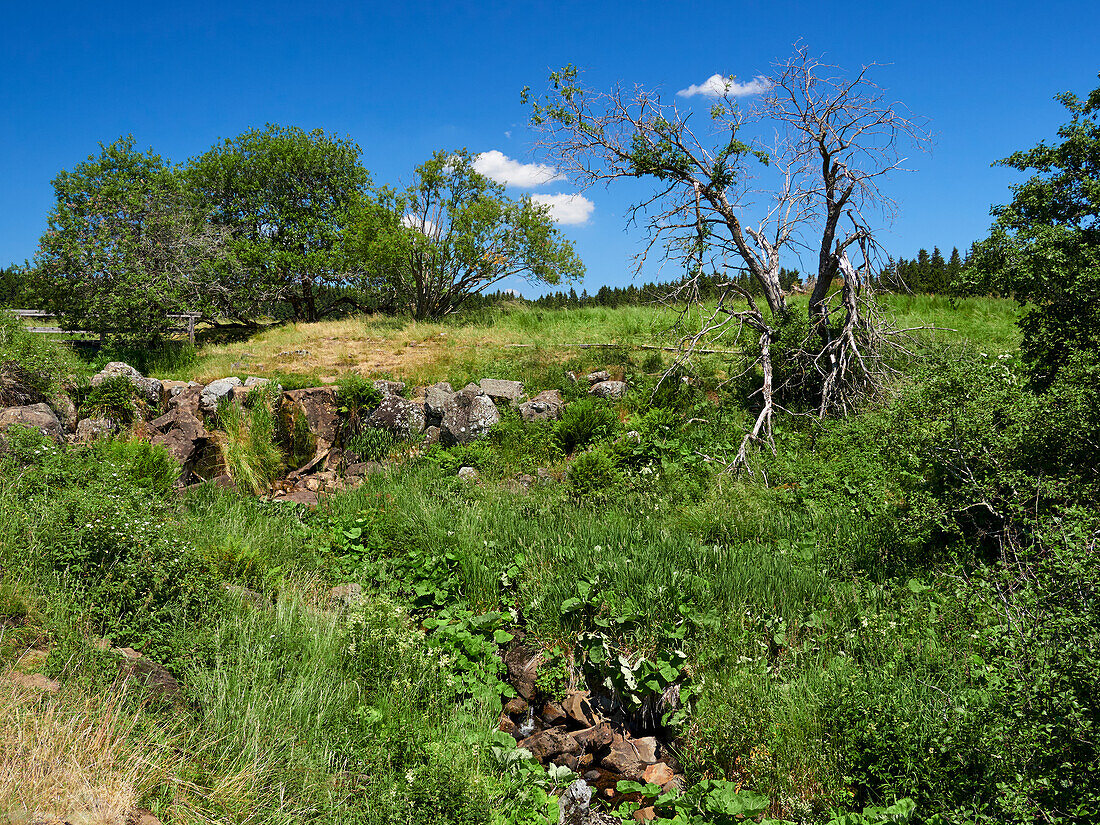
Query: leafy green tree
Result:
<box><xmin>34</xmin><ymin>136</ymin><xmax>231</xmax><ymax>342</ymax></box>
<box><xmin>186</xmin><ymin>124</ymin><xmax>370</xmax><ymax>323</ymax></box>
<box><xmin>0</xmin><ymin>263</ymin><xmax>37</xmax><ymax>308</ymax></box>
<box><xmin>347</xmin><ymin>149</ymin><xmax>583</xmax><ymax>320</ymax></box>
<box><xmin>967</xmin><ymin>75</ymin><xmax>1100</xmax><ymax>387</ymax></box>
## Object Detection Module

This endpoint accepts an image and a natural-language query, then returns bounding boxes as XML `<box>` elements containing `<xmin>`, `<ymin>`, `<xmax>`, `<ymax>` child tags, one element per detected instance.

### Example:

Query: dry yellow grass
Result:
<box><xmin>176</xmin><ymin>305</ymin><xmax>679</xmax><ymax>385</ymax></box>
<box><xmin>0</xmin><ymin>680</ymin><xmax>170</xmax><ymax>825</ymax></box>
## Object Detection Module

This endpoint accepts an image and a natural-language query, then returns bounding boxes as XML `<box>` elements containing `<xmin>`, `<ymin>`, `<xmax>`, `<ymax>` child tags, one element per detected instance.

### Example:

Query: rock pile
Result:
<box><xmin>498</xmin><ymin>643</ymin><xmax>685</xmax><ymax>808</ymax></box>
<box><xmin>0</xmin><ymin>358</ymin><xmax>627</xmax><ymax>502</ymax></box>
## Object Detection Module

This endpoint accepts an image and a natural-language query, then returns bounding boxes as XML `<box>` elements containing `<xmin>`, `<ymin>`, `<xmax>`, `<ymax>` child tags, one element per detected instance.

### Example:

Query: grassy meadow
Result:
<box><xmin>4</xmin><ymin>293</ymin><xmax>1095</xmax><ymax>825</ymax></box>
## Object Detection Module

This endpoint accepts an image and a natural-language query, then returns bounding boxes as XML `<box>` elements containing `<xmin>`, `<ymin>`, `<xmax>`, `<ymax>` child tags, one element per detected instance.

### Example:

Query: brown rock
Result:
<box><xmin>115</xmin><ymin>652</ymin><xmax>182</xmax><ymax>703</ymax></box>
<box><xmin>562</xmin><ymin>690</ymin><xmax>596</xmax><ymax>727</ymax></box>
<box><xmin>573</xmin><ymin>722</ymin><xmax>614</xmax><ymax>752</ymax></box>
<box><xmin>542</xmin><ymin>700</ymin><xmax>566</xmax><ymax>725</ymax></box>
<box><xmin>149</xmin><ymin>405</ymin><xmax>210</xmax><ymax>471</ymax></box>
<box><xmin>603</xmin><ymin>735</ymin><xmax>659</xmax><ymax>781</ymax></box>
<box><xmin>503</xmin><ymin>697</ymin><xmax>529</xmax><ymax>717</ymax></box>
<box><xmin>283</xmin><ymin>387</ymin><xmax>339</xmax><ymax>454</ymax></box>
<box><xmin>503</xmin><ymin>644</ymin><xmax>546</xmax><ymax>701</ymax></box>
<box><xmin>661</xmin><ymin>775</ymin><xmax>688</xmax><ymax>794</ymax></box>
<box><xmin>633</xmin><ymin>807</ymin><xmax>657</xmax><ymax>823</ymax></box>
<box><xmin>0</xmin><ymin>403</ymin><xmax>64</xmax><ymax>443</ymax></box>
<box><xmin>518</xmin><ymin>727</ymin><xmax>581</xmax><ymax>762</ymax></box>
<box><xmin>642</xmin><ymin>762</ymin><xmax>674</xmax><ymax>786</ymax></box>
<box><xmin>498</xmin><ymin>713</ymin><xmax>517</xmax><ymax>737</ymax></box>
<box><xmin>126</xmin><ymin>809</ymin><xmax>163</xmax><ymax>825</ymax></box>
<box><xmin>9</xmin><ymin>671</ymin><xmax>60</xmax><ymax>693</ymax></box>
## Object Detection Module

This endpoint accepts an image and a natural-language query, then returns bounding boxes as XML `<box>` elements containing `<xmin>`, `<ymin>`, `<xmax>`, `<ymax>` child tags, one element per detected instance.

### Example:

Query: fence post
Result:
<box><xmin>188</xmin><ymin>315</ymin><xmax>195</xmax><ymax>347</ymax></box>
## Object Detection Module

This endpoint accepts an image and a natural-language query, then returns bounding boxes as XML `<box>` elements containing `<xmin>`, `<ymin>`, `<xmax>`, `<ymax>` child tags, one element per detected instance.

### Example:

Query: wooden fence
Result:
<box><xmin>10</xmin><ymin>310</ymin><xmax>202</xmax><ymax>345</ymax></box>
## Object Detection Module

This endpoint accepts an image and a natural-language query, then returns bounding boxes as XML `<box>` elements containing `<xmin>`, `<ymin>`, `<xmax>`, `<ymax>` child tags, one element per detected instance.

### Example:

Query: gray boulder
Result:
<box><xmin>53</xmin><ymin>393</ymin><xmax>78</xmax><ymax>432</ymax></box>
<box><xmin>458</xmin><ymin>465</ymin><xmax>480</xmax><ymax>482</ymax></box>
<box><xmin>367</xmin><ymin>395</ymin><xmax>426</xmax><ymax>438</ymax></box>
<box><xmin>425</xmin><ymin>382</ymin><xmax>454</xmax><ymax>420</ymax></box>
<box><xmin>91</xmin><ymin>362</ymin><xmax>163</xmax><ymax>408</ymax></box>
<box><xmin>200</xmin><ymin>377</ymin><xmax>242</xmax><ymax>412</ymax></box>
<box><xmin>519</xmin><ymin>389</ymin><xmax>564</xmax><ymax>422</ymax></box>
<box><xmin>589</xmin><ymin>380</ymin><xmax>626</xmax><ymax>400</ymax></box>
<box><xmin>75</xmin><ymin>416</ymin><xmax>115</xmax><ymax>443</ymax></box>
<box><xmin>441</xmin><ymin>386</ymin><xmax>499</xmax><ymax>445</ymax></box>
<box><xmin>149</xmin><ymin>406</ymin><xmax>210</xmax><ymax>471</ymax></box>
<box><xmin>0</xmin><ymin>403</ymin><xmax>64</xmax><ymax>443</ymax></box>
<box><xmin>585</xmin><ymin>370</ymin><xmax>610</xmax><ymax>385</ymax></box>
<box><xmin>373</xmin><ymin>379</ymin><xmax>406</xmax><ymax>397</ymax></box>
<box><xmin>479</xmin><ymin>378</ymin><xmax>525</xmax><ymax>403</ymax></box>
<box><xmin>243</xmin><ymin>376</ymin><xmax>271</xmax><ymax>388</ymax></box>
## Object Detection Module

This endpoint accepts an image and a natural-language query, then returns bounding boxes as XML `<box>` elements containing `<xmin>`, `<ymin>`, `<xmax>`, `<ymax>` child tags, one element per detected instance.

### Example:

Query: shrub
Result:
<box><xmin>0</xmin><ymin>309</ymin><xmax>83</xmax><ymax>396</ymax></box>
<box><xmin>78</xmin><ymin>375</ymin><xmax>139</xmax><ymax>424</ymax></box>
<box><xmin>567</xmin><ymin>446</ymin><xmax>621</xmax><ymax>496</ymax></box>
<box><xmin>554</xmin><ymin>397</ymin><xmax>618</xmax><ymax>454</ymax></box>
<box><xmin>95</xmin><ymin>436</ymin><xmax>180</xmax><ymax>496</ymax></box>
<box><xmin>337</xmin><ymin>373</ymin><xmax>383</xmax><ymax>427</ymax></box>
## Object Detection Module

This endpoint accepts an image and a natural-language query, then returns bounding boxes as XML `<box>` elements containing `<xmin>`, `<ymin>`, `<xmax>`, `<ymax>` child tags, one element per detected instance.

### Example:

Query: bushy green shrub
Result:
<box><xmin>554</xmin><ymin>397</ymin><xmax>619</xmax><ymax>454</ymax></box>
<box><xmin>95</xmin><ymin>435</ymin><xmax>180</xmax><ymax>495</ymax></box>
<box><xmin>0</xmin><ymin>309</ymin><xmax>84</xmax><ymax>396</ymax></box>
<box><xmin>78</xmin><ymin>375</ymin><xmax>139</xmax><ymax>423</ymax></box>
<box><xmin>337</xmin><ymin>373</ymin><xmax>384</xmax><ymax>424</ymax></box>
<box><xmin>566</xmin><ymin>446</ymin><xmax>621</xmax><ymax>496</ymax></box>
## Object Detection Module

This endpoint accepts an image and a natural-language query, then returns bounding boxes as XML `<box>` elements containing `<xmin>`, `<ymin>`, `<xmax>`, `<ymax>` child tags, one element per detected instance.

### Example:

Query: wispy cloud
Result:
<box><xmin>474</xmin><ymin>150</ymin><xmax>564</xmax><ymax>188</ymax></box>
<box><xmin>529</xmin><ymin>193</ymin><xmax>594</xmax><ymax>226</ymax></box>
<box><xmin>677</xmin><ymin>74</ymin><xmax>771</xmax><ymax>98</ymax></box>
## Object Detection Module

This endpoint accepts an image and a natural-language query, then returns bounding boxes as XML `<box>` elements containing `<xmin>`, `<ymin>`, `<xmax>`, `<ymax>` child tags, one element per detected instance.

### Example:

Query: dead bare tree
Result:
<box><xmin>524</xmin><ymin>47</ymin><xmax>930</xmax><ymax>469</ymax></box>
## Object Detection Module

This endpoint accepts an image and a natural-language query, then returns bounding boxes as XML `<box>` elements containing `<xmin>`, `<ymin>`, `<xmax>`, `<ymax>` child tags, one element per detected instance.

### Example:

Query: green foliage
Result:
<box><xmin>78</xmin><ymin>375</ymin><xmax>138</xmax><ymax>423</ymax></box>
<box><xmin>336</xmin><ymin>372</ymin><xmax>383</xmax><ymax>424</ymax></box>
<box><xmin>0</xmin><ymin>309</ymin><xmax>84</xmax><ymax>397</ymax></box>
<box><xmin>215</xmin><ymin>386</ymin><xmax>284</xmax><ymax>495</ymax></box>
<box><xmin>186</xmin><ymin>123</ymin><xmax>371</xmax><ymax>323</ymax></box>
<box><xmin>346</xmin><ymin>148</ymin><xmax>584</xmax><ymax>320</ymax></box>
<box><xmin>966</xmin><ymin>75</ymin><xmax>1100</xmax><ymax>388</ymax></box>
<box><xmin>0</xmin><ymin>426</ymin><xmax>217</xmax><ymax>664</ymax></box>
<box><xmin>554</xmin><ymin>396</ymin><xmax>619</xmax><ymax>454</ymax></box>
<box><xmin>345</xmin><ymin>427</ymin><xmax>399</xmax><ymax>462</ymax></box>
<box><xmin>33</xmin><ymin>136</ymin><xmax>229</xmax><ymax>343</ymax></box>
<box><xmin>566</xmin><ymin>446</ymin><xmax>621</xmax><ymax>497</ymax></box>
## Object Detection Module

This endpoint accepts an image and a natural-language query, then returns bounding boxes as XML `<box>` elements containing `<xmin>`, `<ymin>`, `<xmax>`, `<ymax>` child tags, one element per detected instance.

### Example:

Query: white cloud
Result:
<box><xmin>474</xmin><ymin>150</ymin><xmax>564</xmax><ymax>188</ymax></box>
<box><xmin>503</xmin><ymin>287</ymin><xmax>523</xmax><ymax>297</ymax></box>
<box><xmin>402</xmin><ymin>214</ymin><xmax>440</xmax><ymax>239</ymax></box>
<box><xmin>677</xmin><ymin>74</ymin><xmax>771</xmax><ymax>98</ymax></box>
<box><xmin>529</xmin><ymin>193</ymin><xmax>595</xmax><ymax>226</ymax></box>
<box><xmin>504</xmin><ymin>130</ymin><xmax>512</xmax><ymax>139</ymax></box>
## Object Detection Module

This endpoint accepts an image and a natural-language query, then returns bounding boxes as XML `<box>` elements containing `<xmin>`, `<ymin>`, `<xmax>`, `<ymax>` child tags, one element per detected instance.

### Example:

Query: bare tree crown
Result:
<box><xmin>525</xmin><ymin>48</ymin><xmax>930</xmax><ymax>468</ymax></box>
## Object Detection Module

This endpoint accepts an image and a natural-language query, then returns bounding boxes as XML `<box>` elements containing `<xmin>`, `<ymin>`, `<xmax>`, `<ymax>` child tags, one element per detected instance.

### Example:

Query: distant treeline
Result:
<box><xmin>2</xmin><ymin>249</ymin><xmax>979</xmax><ymax>317</ymax></box>
<box><xmin>882</xmin><ymin>246</ymin><xmax>970</xmax><ymax>295</ymax></box>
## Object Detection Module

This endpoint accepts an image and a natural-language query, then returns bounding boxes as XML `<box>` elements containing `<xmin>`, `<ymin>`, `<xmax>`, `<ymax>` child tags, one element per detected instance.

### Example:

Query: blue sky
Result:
<box><xmin>3</xmin><ymin>0</ymin><xmax>1099</xmax><ymax>294</ymax></box>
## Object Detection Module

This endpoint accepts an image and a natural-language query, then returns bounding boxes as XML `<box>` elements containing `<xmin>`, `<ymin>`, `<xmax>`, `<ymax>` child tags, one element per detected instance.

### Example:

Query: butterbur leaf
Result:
<box><xmin>561</xmin><ymin>597</ymin><xmax>583</xmax><ymax>613</ymax></box>
<box><xmin>494</xmin><ymin>629</ymin><xmax>514</xmax><ymax>644</ymax></box>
